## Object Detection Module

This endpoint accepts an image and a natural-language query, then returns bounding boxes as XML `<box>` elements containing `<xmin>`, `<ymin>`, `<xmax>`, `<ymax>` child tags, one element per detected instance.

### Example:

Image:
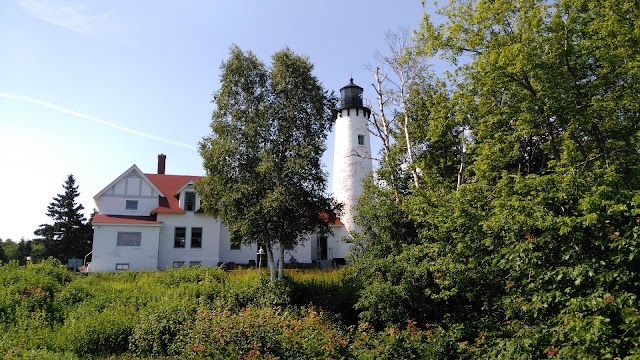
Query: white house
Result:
<box><xmin>88</xmin><ymin>79</ymin><xmax>372</xmax><ymax>272</ymax></box>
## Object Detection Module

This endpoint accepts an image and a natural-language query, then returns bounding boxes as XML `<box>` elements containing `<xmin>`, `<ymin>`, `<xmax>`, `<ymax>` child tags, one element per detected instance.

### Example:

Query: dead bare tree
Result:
<box><xmin>372</xmin><ymin>27</ymin><xmax>428</xmax><ymax>189</ymax></box>
<box><xmin>369</xmin><ymin>66</ymin><xmax>394</xmax><ymax>157</ymax></box>
<box><xmin>364</xmin><ymin>65</ymin><xmax>402</xmax><ymax>202</ymax></box>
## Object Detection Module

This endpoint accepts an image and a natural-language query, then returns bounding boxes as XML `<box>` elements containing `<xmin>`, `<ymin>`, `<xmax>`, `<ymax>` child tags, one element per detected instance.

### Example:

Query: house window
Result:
<box><xmin>185</xmin><ymin>191</ymin><xmax>196</xmax><ymax>211</ymax></box>
<box><xmin>357</xmin><ymin>134</ymin><xmax>365</xmax><ymax>146</ymax></box>
<box><xmin>174</xmin><ymin>227</ymin><xmax>186</xmax><ymax>248</ymax></box>
<box><xmin>125</xmin><ymin>200</ymin><xmax>138</xmax><ymax>210</ymax></box>
<box><xmin>117</xmin><ymin>232</ymin><xmax>141</xmax><ymax>246</ymax></box>
<box><xmin>191</xmin><ymin>227</ymin><xmax>202</xmax><ymax>248</ymax></box>
<box><xmin>172</xmin><ymin>261</ymin><xmax>185</xmax><ymax>268</ymax></box>
<box><xmin>230</xmin><ymin>241</ymin><xmax>241</xmax><ymax>250</ymax></box>
<box><xmin>190</xmin><ymin>261</ymin><xmax>201</xmax><ymax>267</ymax></box>
<box><xmin>115</xmin><ymin>263</ymin><xmax>129</xmax><ymax>271</ymax></box>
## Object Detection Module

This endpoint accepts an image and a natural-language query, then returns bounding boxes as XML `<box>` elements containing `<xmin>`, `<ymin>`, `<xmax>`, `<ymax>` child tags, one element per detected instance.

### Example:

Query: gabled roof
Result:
<box><xmin>175</xmin><ymin>179</ymin><xmax>196</xmax><ymax>196</ymax></box>
<box><xmin>145</xmin><ymin>173</ymin><xmax>201</xmax><ymax>214</ymax></box>
<box><xmin>93</xmin><ymin>165</ymin><xmax>164</xmax><ymax>203</ymax></box>
<box><xmin>92</xmin><ymin>213</ymin><xmax>162</xmax><ymax>225</ymax></box>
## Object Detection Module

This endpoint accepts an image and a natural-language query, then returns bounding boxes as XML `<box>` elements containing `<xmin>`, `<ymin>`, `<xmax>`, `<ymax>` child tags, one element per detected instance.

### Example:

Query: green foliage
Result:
<box><xmin>0</xmin><ymin>258</ymin><xmax>71</xmax><ymax>326</ymax></box>
<box><xmin>0</xmin><ymin>259</ymin><xmax>73</xmax><ymax>356</ymax></box>
<box><xmin>350</xmin><ymin>322</ymin><xmax>469</xmax><ymax>360</ymax></box>
<box><xmin>1</xmin><ymin>239</ymin><xmax>18</xmax><ymax>263</ymax></box>
<box><xmin>173</xmin><ymin>307</ymin><xmax>350</xmax><ymax>359</ymax></box>
<box><xmin>197</xmin><ymin>45</ymin><xmax>340</xmax><ymax>280</ymax></box>
<box><xmin>0</xmin><ymin>266</ymin><xmax>373</xmax><ymax>358</ymax></box>
<box><xmin>288</xmin><ymin>269</ymin><xmax>361</xmax><ymax>325</ymax></box>
<box><xmin>351</xmin><ymin>0</ymin><xmax>640</xmax><ymax>358</ymax></box>
<box><xmin>0</xmin><ymin>243</ymin><xmax>6</xmax><ymax>264</ymax></box>
<box><xmin>55</xmin><ymin>305</ymin><xmax>135</xmax><ymax>356</ymax></box>
<box><xmin>33</xmin><ymin>174</ymin><xmax>93</xmax><ymax>261</ymax></box>
<box><xmin>129</xmin><ymin>299</ymin><xmax>197</xmax><ymax>357</ymax></box>
<box><xmin>220</xmin><ymin>271</ymin><xmax>292</xmax><ymax>310</ymax></box>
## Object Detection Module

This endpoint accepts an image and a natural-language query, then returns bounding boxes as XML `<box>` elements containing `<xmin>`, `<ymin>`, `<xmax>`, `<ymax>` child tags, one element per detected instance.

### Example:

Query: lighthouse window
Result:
<box><xmin>357</xmin><ymin>134</ymin><xmax>365</xmax><ymax>146</ymax></box>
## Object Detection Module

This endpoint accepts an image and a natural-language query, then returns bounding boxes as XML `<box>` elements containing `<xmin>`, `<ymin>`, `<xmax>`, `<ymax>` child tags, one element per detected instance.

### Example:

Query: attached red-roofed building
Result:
<box><xmin>88</xmin><ymin>154</ymin><xmax>348</xmax><ymax>272</ymax></box>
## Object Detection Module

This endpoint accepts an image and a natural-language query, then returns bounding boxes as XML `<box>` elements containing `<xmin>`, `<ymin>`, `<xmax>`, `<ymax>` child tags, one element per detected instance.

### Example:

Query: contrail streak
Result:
<box><xmin>0</xmin><ymin>92</ymin><xmax>197</xmax><ymax>150</ymax></box>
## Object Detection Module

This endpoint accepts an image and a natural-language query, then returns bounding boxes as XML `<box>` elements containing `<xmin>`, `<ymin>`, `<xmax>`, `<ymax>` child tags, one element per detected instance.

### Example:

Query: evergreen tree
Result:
<box><xmin>1</xmin><ymin>239</ymin><xmax>18</xmax><ymax>261</ymax></box>
<box><xmin>34</xmin><ymin>174</ymin><xmax>93</xmax><ymax>261</ymax></box>
<box><xmin>15</xmin><ymin>238</ymin><xmax>32</xmax><ymax>265</ymax></box>
<box><xmin>197</xmin><ymin>45</ymin><xmax>340</xmax><ymax>281</ymax></box>
<box><xmin>0</xmin><ymin>240</ymin><xmax>7</xmax><ymax>264</ymax></box>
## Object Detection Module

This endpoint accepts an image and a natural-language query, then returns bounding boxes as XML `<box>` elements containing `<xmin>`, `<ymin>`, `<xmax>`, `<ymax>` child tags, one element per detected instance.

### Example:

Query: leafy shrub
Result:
<box><xmin>28</xmin><ymin>258</ymin><xmax>74</xmax><ymax>285</ymax></box>
<box><xmin>55</xmin><ymin>305</ymin><xmax>135</xmax><ymax>356</ymax></box>
<box><xmin>173</xmin><ymin>306</ymin><xmax>350</xmax><ymax>359</ymax></box>
<box><xmin>0</xmin><ymin>309</ymin><xmax>58</xmax><ymax>357</ymax></box>
<box><xmin>288</xmin><ymin>269</ymin><xmax>361</xmax><ymax>325</ymax></box>
<box><xmin>0</xmin><ymin>258</ymin><xmax>71</xmax><ymax>326</ymax></box>
<box><xmin>349</xmin><ymin>322</ymin><xmax>469</xmax><ymax>359</ymax></box>
<box><xmin>219</xmin><ymin>271</ymin><xmax>291</xmax><ymax>310</ymax></box>
<box><xmin>129</xmin><ymin>299</ymin><xmax>197</xmax><ymax>357</ymax></box>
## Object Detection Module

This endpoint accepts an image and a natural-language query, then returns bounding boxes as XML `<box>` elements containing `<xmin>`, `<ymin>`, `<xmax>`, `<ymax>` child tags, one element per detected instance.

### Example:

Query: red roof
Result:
<box><xmin>319</xmin><ymin>212</ymin><xmax>344</xmax><ymax>226</ymax></box>
<box><xmin>95</xmin><ymin>169</ymin><xmax>343</xmax><ymax>225</ymax></box>
<box><xmin>92</xmin><ymin>213</ymin><xmax>162</xmax><ymax>225</ymax></box>
<box><xmin>145</xmin><ymin>174</ymin><xmax>201</xmax><ymax>214</ymax></box>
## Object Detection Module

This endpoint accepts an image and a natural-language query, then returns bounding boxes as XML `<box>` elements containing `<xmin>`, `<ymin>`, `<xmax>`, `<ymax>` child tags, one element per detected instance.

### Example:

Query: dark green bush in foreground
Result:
<box><xmin>55</xmin><ymin>305</ymin><xmax>135</xmax><ymax>356</ymax></box>
<box><xmin>129</xmin><ymin>299</ymin><xmax>197</xmax><ymax>357</ymax></box>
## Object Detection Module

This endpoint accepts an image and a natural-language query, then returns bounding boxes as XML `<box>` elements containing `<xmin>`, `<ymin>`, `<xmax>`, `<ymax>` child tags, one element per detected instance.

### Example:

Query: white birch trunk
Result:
<box><xmin>278</xmin><ymin>241</ymin><xmax>285</xmax><ymax>280</ymax></box>
<box><xmin>266</xmin><ymin>243</ymin><xmax>276</xmax><ymax>281</ymax></box>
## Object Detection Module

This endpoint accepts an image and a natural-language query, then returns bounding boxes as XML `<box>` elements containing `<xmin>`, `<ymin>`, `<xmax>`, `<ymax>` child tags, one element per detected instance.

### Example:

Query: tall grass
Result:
<box><xmin>0</xmin><ymin>262</ymin><xmax>445</xmax><ymax>359</ymax></box>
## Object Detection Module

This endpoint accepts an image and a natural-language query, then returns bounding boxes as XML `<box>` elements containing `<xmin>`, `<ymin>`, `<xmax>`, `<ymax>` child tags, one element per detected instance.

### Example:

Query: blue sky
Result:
<box><xmin>0</xmin><ymin>0</ymin><xmax>427</xmax><ymax>241</ymax></box>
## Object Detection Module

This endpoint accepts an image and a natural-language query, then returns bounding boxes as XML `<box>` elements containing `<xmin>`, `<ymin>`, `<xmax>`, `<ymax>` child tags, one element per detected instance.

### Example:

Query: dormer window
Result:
<box><xmin>125</xmin><ymin>200</ymin><xmax>138</xmax><ymax>210</ymax></box>
<box><xmin>185</xmin><ymin>191</ymin><xmax>196</xmax><ymax>212</ymax></box>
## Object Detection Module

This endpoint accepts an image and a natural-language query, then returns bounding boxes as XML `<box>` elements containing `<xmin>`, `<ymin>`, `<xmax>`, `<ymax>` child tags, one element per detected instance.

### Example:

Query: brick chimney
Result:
<box><xmin>157</xmin><ymin>154</ymin><xmax>166</xmax><ymax>174</ymax></box>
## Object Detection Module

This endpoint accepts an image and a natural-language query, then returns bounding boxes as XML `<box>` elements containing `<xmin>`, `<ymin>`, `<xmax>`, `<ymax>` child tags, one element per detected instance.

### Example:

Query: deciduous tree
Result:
<box><xmin>352</xmin><ymin>0</ymin><xmax>640</xmax><ymax>356</ymax></box>
<box><xmin>197</xmin><ymin>45</ymin><xmax>340</xmax><ymax>281</ymax></box>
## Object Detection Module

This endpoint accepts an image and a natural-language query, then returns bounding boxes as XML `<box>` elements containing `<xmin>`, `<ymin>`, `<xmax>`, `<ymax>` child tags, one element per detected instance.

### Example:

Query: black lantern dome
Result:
<box><xmin>336</xmin><ymin>78</ymin><xmax>370</xmax><ymax>118</ymax></box>
<box><xmin>339</xmin><ymin>78</ymin><xmax>364</xmax><ymax>109</ymax></box>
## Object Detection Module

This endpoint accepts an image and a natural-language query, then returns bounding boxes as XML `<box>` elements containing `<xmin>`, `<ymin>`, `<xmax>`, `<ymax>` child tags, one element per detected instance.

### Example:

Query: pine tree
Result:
<box><xmin>0</xmin><ymin>240</ymin><xmax>7</xmax><ymax>264</ymax></box>
<box><xmin>15</xmin><ymin>238</ymin><xmax>32</xmax><ymax>265</ymax></box>
<box><xmin>34</xmin><ymin>174</ymin><xmax>93</xmax><ymax>261</ymax></box>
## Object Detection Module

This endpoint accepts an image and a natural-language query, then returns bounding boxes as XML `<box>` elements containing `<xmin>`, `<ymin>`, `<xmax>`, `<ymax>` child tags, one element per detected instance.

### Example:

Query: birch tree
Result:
<box><xmin>197</xmin><ymin>45</ymin><xmax>340</xmax><ymax>281</ymax></box>
<box><xmin>371</xmin><ymin>27</ymin><xmax>429</xmax><ymax>189</ymax></box>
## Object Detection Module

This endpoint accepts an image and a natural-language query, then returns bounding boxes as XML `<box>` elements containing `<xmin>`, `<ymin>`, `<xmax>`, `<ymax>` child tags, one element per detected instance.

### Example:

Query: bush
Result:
<box><xmin>288</xmin><ymin>269</ymin><xmax>361</xmax><ymax>325</ymax></box>
<box><xmin>219</xmin><ymin>271</ymin><xmax>291</xmax><ymax>310</ymax></box>
<box><xmin>349</xmin><ymin>322</ymin><xmax>469</xmax><ymax>359</ymax></box>
<box><xmin>55</xmin><ymin>305</ymin><xmax>135</xmax><ymax>356</ymax></box>
<box><xmin>173</xmin><ymin>306</ymin><xmax>350</xmax><ymax>359</ymax></box>
<box><xmin>129</xmin><ymin>299</ymin><xmax>197</xmax><ymax>357</ymax></box>
<box><xmin>0</xmin><ymin>258</ymin><xmax>71</xmax><ymax>327</ymax></box>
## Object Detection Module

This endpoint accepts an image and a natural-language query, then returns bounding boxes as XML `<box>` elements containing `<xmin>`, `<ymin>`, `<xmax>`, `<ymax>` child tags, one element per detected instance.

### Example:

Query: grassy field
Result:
<box><xmin>0</xmin><ymin>259</ymin><xmax>443</xmax><ymax>359</ymax></box>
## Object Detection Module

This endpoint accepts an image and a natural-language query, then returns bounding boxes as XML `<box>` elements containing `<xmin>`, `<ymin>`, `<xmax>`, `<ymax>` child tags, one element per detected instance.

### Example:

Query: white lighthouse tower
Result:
<box><xmin>332</xmin><ymin>78</ymin><xmax>373</xmax><ymax>238</ymax></box>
